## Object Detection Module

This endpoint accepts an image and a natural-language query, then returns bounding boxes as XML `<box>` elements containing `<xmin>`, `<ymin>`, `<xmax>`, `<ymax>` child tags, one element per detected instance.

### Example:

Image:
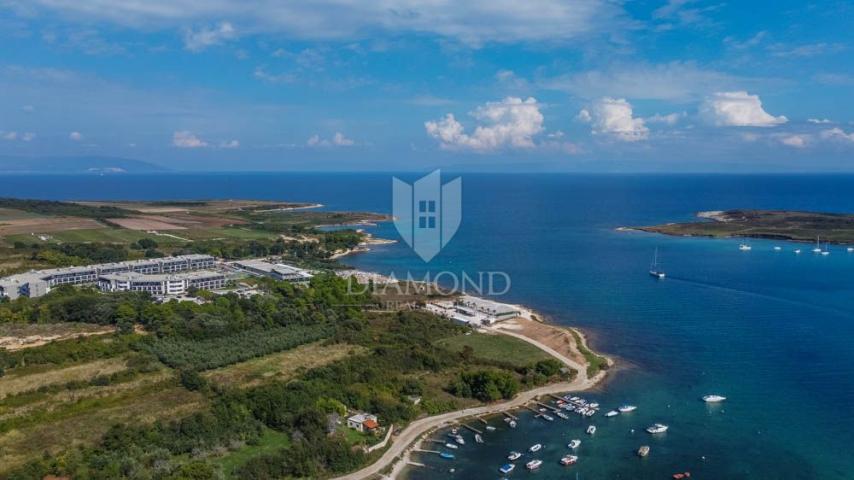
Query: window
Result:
<box><xmin>418</xmin><ymin>200</ymin><xmax>437</xmax><ymax>229</ymax></box>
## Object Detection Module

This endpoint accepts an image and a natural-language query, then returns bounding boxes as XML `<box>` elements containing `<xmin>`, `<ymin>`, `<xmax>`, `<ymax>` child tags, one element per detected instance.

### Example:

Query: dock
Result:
<box><xmin>475</xmin><ymin>416</ymin><xmax>488</xmax><ymax>425</ymax></box>
<box><xmin>407</xmin><ymin>461</ymin><xmax>426</xmax><ymax>468</ymax></box>
<box><xmin>502</xmin><ymin>411</ymin><xmax>518</xmax><ymax>420</ymax></box>
<box><xmin>415</xmin><ymin>449</ymin><xmax>441</xmax><ymax>455</ymax></box>
<box><xmin>548</xmin><ymin>393</ymin><xmax>565</xmax><ymax>402</ymax></box>
<box><xmin>535</xmin><ymin>401</ymin><xmax>559</xmax><ymax>413</ymax></box>
<box><xmin>461</xmin><ymin>424</ymin><xmax>482</xmax><ymax>435</ymax></box>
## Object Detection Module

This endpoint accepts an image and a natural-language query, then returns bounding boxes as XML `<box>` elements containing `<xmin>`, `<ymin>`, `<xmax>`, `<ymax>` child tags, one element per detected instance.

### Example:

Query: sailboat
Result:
<box><xmin>813</xmin><ymin>236</ymin><xmax>823</xmax><ymax>253</ymax></box>
<box><xmin>649</xmin><ymin>248</ymin><xmax>666</xmax><ymax>279</ymax></box>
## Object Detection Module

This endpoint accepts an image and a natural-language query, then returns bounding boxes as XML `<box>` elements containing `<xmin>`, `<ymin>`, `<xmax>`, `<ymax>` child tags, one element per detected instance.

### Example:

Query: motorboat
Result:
<box><xmin>507</xmin><ymin>451</ymin><xmax>522</xmax><ymax>461</ymax></box>
<box><xmin>618</xmin><ymin>405</ymin><xmax>637</xmax><ymax>413</ymax></box>
<box><xmin>499</xmin><ymin>464</ymin><xmax>515</xmax><ymax>474</ymax></box>
<box><xmin>605</xmin><ymin>410</ymin><xmax>619</xmax><ymax>417</ymax></box>
<box><xmin>586</xmin><ymin>425</ymin><xmax>596</xmax><ymax>435</ymax></box>
<box><xmin>637</xmin><ymin>445</ymin><xmax>650</xmax><ymax>457</ymax></box>
<box><xmin>702</xmin><ymin>394</ymin><xmax>727</xmax><ymax>403</ymax></box>
<box><xmin>445</xmin><ymin>443</ymin><xmax>458</xmax><ymax>450</ymax></box>
<box><xmin>526</xmin><ymin>459</ymin><xmax>543</xmax><ymax>470</ymax></box>
<box><xmin>646</xmin><ymin>423</ymin><xmax>669</xmax><ymax>434</ymax></box>
<box><xmin>529</xmin><ymin>443</ymin><xmax>542</xmax><ymax>453</ymax></box>
<box><xmin>560</xmin><ymin>455</ymin><xmax>578</xmax><ymax>466</ymax></box>
<box><xmin>568</xmin><ymin>439</ymin><xmax>581</xmax><ymax>449</ymax></box>
<box><xmin>739</xmin><ymin>243</ymin><xmax>752</xmax><ymax>251</ymax></box>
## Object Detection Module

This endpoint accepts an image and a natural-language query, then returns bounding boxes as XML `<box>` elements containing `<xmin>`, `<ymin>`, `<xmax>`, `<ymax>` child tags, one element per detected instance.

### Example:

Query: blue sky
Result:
<box><xmin>1</xmin><ymin>0</ymin><xmax>853</xmax><ymax>172</ymax></box>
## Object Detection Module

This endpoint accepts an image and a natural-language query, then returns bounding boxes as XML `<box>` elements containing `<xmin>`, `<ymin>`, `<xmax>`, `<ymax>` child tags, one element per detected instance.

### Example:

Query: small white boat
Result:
<box><xmin>542</xmin><ymin>414</ymin><xmax>554</xmax><ymax>422</ymax></box>
<box><xmin>848</xmin><ymin>247</ymin><xmax>854</xmax><ymax>253</ymax></box>
<box><xmin>475</xmin><ymin>434</ymin><xmax>483</xmax><ymax>443</ymax></box>
<box><xmin>794</xmin><ymin>249</ymin><xmax>802</xmax><ymax>254</ymax></box>
<box><xmin>821</xmin><ymin>250</ymin><xmax>830</xmax><ymax>256</ymax></box>
<box><xmin>646</xmin><ymin>423</ymin><xmax>669</xmax><ymax>434</ymax></box>
<box><xmin>618</xmin><ymin>405</ymin><xmax>637</xmax><ymax>413</ymax></box>
<box><xmin>529</xmin><ymin>443</ymin><xmax>542</xmax><ymax>453</ymax></box>
<box><xmin>739</xmin><ymin>243</ymin><xmax>752</xmax><ymax>251</ymax></box>
<box><xmin>499</xmin><ymin>463</ymin><xmax>515</xmax><ymax>474</ymax></box>
<box><xmin>445</xmin><ymin>443</ymin><xmax>458</xmax><ymax>450</ymax></box>
<box><xmin>589</xmin><ymin>402</ymin><xmax>600</xmax><ymax>408</ymax></box>
<box><xmin>556</xmin><ymin>411</ymin><xmax>570</xmax><ymax>420</ymax></box>
<box><xmin>649</xmin><ymin>248</ymin><xmax>666</xmax><ymax>279</ymax></box>
<box><xmin>509</xmin><ymin>420</ymin><xmax>517</xmax><ymax>428</ymax></box>
<box><xmin>773</xmin><ymin>246</ymin><xmax>782</xmax><ymax>251</ymax></box>
<box><xmin>560</xmin><ymin>455</ymin><xmax>578</xmax><ymax>466</ymax></box>
<box><xmin>486</xmin><ymin>425</ymin><xmax>496</xmax><ymax>432</ymax></box>
<box><xmin>605</xmin><ymin>410</ymin><xmax>619</xmax><ymax>417</ymax></box>
<box><xmin>813</xmin><ymin>236</ymin><xmax>823</xmax><ymax>253</ymax></box>
<box><xmin>568</xmin><ymin>439</ymin><xmax>581</xmax><ymax>449</ymax></box>
<box><xmin>637</xmin><ymin>445</ymin><xmax>650</xmax><ymax>457</ymax></box>
<box><xmin>526</xmin><ymin>459</ymin><xmax>543</xmax><ymax>470</ymax></box>
<box><xmin>508</xmin><ymin>451</ymin><xmax>522</xmax><ymax>461</ymax></box>
<box><xmin>702</xmin><ymin>394</ymin><xmax>727</xmax><ymax>403</ymax></box>
<box><xmin>586</xmin><ymin>425</ymin><xmax>596</xmax><ymax>435</ymax></box>
<box><xmin>455</xmin><ymin>435</ymin><xmax>465</xmax><ymax>445</ymax></box>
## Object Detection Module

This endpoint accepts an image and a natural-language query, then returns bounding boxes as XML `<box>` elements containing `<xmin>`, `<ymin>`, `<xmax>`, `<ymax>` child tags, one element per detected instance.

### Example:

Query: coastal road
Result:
<box><xmin>332</xmin><ymin>326</ymin><xmax>606</xmax><ymax>480</ymax></box>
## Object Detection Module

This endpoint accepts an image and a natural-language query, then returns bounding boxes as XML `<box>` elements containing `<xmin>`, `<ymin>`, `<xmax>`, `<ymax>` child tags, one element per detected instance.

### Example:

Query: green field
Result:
<box><xmin>5</xmin><ymin>228</ymin><xmax>178</xmax><ymax>245</ymax></box>
<box><xmin>181</xmin><ymin>227</ymin><xmax>279</xmax><ymax>241</ymax></box>
<box><xmin>212</xmin><ymin>428</ymin><xmax>291</xmax><ymax>478</ymax></box>
<box><xmin>435</xmin><ymin>332</ymin><xmax>551</xmax><ymax>367</ymax></box>
<box><xmin>0</xmin><ymin>208</ymin><xmax>47</xmax><ymax>221</ymax></box>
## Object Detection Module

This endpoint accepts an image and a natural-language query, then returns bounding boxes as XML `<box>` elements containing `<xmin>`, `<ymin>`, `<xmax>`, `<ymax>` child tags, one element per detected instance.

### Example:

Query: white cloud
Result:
<box><xmin>172</xmin><ymin>130</ymin><xmax>208</xmax><ymax>148</ymax></box>
<box><xmin>807</xmin><ymin>118</ymin><xmax>832</xmax><ymax>124</ymax></box>
<box><xmin>22</xmin><ymin>1</ymin><xmax>626</xmax><ymax>46</ymax></box>
<box><xmin>253</xmin><ymin>67</ymin><xmax>296</xmax><ymax>84</ymax></box>
<box><xmin>332</xmin><ymin>132</ymin><xmax>354</xmax><ymax>146</ymax></box>
<box><xmin>821</xmin><ymin>128</ymin><xmax>854</xmax><ymax>143</ymax></box>
<box><xmin>69</xmin><ymin>131</ymin><xmax>82</xmax><ymax>141</ymax></box>
<box><xmin>1</xmin><ymin>131</ymin><xmax>18</xmax><ymax>141</ymax></box>
<box><xmin>542</xmin><ymin>62</ymin><xmax>740</xmax><ymax>101</ymax></box>
<box><xmin>425</xmin><ymin>97</ymin><xmax>544</xmax><ymax>151</ymax></box>
<box><xmin>220</xmin><ymin>139</ymin><xmax>240</xmax><ymax>148</ymax></box>
<box><xmin>700</xmin><ymin>91</ymin><xmax>787</xmax><ymax>127</ymax></box>
<box><xmin>579</xmin><ymin>97</ymin><xmax>648</xmax><ymax>142</ymax></box>
<box><xmin>769</xmin><ymin>42</ymin><xmax>845</xmax><ymax>58</ymax></box>
<box><xmin>307</xmin><ymin>132</ymin><xmax>356</xmax><ymax>147</ymax></box>
<box><xmin>183</xmin><ymin>22</ymin><xmax>236</xmax><ymax>52</ymax></box>
<box><xmin>779</xmin><ymin>134</ymin><xmax>808</xmax><ymax>148</ymax></box>
<box><xmin>21</xmin><ymin>105</ymin><xmax>35</xmax><ymax>112</ymax></box>
<box><xmin>646</xmin><ymin>112</ymin><xmax>684</xmax><ymax>125</ymax></box>
<box><xmin>21</xmin><ymin>132</ymin><xmax>35</xmax><ymax>141</ymax></box>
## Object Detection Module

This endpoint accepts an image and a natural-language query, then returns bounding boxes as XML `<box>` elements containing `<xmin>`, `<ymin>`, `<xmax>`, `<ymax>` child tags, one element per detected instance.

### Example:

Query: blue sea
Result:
<box><xmin>3</xmin><ymin>173</ymin><xmax>854</xmax><ymax>480</ymax></box>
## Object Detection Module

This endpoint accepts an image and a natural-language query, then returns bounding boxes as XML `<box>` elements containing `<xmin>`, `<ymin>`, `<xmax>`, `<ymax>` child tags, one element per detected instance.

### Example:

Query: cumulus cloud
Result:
<box><xmin>183</xmin><ymin>22</ymin><xmax>236</xmax><ymax>52</ymax></box>
<box><xmin>778</xmin><ymin>134</ymin><xmax>808</xmax><ymax>148</ymax></box>
<box><xmin>425</xmin><ymin>97</ymin><xmax>544</xmax><ymax>151</ymax></box>
<box><xmin>578</xmin><ymin>97</ymin><xmax>648</xmax><ymax>142</ymax></box>
<box><xmin>1</xmin><ymin>131</ymin><xmax>18</xmax><ymax>141</ymax></box>
<box><xmin>700</xmin><ymin>91</ymin><xmax>787</xmax><ymax>127</ymax></box>
<box><xmin>807</xmin><ymin>118</ymin><xmax>832</xmax><ymax>124</ymax></box>
<box><xmin>821</xmin><ymin>128</ymin><xmax>854</xmax><ymax>143</ymax></box>
<box><xmin>172</xmin><ymin>130</ymin><xmax>208</xmax><ymax>148</ymax></box>
<box><xmin>69</xmin><ymin>131</ymin><xmax>82</xmax><ymax>141</ymax></box>
<box><xmin>307</xmin><ymin>132</ymin><xmax>356</xmax><ymax>147</ymax></box>
<box><xmin>22</xmin><ymin>0</ymin><xmax>626</xmax><ymax>46</ymax></box>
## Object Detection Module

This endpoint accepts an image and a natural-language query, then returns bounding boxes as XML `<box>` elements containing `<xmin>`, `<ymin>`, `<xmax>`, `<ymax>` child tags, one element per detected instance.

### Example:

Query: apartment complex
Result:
<box><xmin>0</xmin><ymin>254</ymin><xmax>216</xmax><ymax>300</ymax></box>
<box><xmin>98</xmin><ymin>271</ymin><xmax>226</xmax><ymax>296</ymax></box>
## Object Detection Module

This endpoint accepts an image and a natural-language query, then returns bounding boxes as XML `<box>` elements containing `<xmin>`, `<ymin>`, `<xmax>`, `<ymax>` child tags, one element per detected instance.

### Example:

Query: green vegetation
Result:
<box><xmin>145</xmin><ymin>324</ymin><xmax>334</xmax><ymax>371</ymax></box>
<box><xmin>636</xmin><ymin>209</ymin><xmax>854</xmax><ymax>244</ymax></box>
<box><xmin>211</xmin><ymin>428</ymin><xmax>291</xmax><ymax>477</ymax></box>
<box><xmin>0</xmin><ymin>198</ymin><xmax>134</xmax><ymax>219</ymax></box>
<box><xmin>569</xmin><ymin>329</ymin><xmax>609</xmax><ymax>378</ymax></box>
<box><xmin>448</xmin><ymin>369</ymin><xmax>520</xmax><ymax>402</ymax></box>
<box><xmin>436</xmin><ymin>332</ymin><xmax>552</xmax><ymax>367</ymax></box>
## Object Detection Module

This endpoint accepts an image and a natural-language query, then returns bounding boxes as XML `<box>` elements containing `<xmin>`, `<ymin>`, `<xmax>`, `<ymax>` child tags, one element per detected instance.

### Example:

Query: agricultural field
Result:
<box><xmin>203</xmin><ymin>341</ymin><xmax>366</xmax><ymax>388</ymax></box>
<box><xmin>435</xmin><ymin>331</ymin><xmax>552</xmax><ymax>367</ymax></box>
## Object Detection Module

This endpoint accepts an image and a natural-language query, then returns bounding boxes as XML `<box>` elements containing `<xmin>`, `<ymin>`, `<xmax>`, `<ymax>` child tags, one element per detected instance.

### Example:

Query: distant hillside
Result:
<box><xmin>0</xmin><ymin>156</ymin><xmax>168</xmax><ymax>174</ymax></box>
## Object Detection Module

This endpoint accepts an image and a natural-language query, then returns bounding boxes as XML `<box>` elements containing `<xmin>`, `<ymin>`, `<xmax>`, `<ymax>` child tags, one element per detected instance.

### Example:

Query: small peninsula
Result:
<box><xmin>633</xmin><ymin>209</ymin><xmax>854</xmax><ymax>244</ymax></box>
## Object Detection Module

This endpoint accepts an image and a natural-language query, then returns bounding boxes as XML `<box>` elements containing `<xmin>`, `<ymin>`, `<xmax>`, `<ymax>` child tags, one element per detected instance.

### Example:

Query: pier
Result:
<box><xmin>502</xmin><ymin>411</ymin><xmax>518</xmax><ymax>420</ymax></box>
<box><xmin>535</xmin><ymin>401</ymin><xmax>559</xmax><ymax>413</ymax></box>
<box><xmin>461</xmin><ymin>423</ymin><xmax>482</xmax><ymax>435</ymax></box>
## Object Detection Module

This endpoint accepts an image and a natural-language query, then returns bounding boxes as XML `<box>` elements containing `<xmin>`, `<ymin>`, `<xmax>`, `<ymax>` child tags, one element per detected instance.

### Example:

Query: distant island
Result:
<box><xmin>631</xmin><ymin>209</ymin><xmax>854</xmax><ymax>244</ymax></box>
<box><xmin>0</xmin><ymin>155</ymin><xmax>168</xmax><ymax>174</ymax></box>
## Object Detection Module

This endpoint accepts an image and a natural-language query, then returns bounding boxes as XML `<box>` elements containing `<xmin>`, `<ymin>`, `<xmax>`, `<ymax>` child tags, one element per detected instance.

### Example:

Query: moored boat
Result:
<box><xmin>672</xmin><ymin>472</ymin><xmax>692</xmax><ymax>479</ymax></box>
<box><xmin>499</xmin><ymin>463</ymin><xmax>515</xmax><ymax>474</ymax></box>
<box><xmin>542</xmin><ymin>414</ymin><xmax>554</xmax><ymax>422</ymax></box>
<box><xmin>440</xmin><ymin>452</ymin><xmax>455</xmax><ymax>459</ymax></box>
<box><xmin>637</xmin><ymin>445</ymin><xmax>650</xmax><ymax>457</ymax></box>
<box><xmin>560</xmin><ymin>454</ymin><xmax>578</xmax><ymax>466</ymax></box>
<box><xmin>475</xmin><ymin>433</ymin><xmax>483</xmax><ymax>443</ymax></box>
<box><xmin>445</xmin><ymin>443</ymin><xmax>458</xmax><ymax>450</ymax></box>
<box><xmin>568</xmin><ymin>439</ymin><xmax>581</xmax><ymax>449</ymax></box>
<box><xmin>529</xmin><ymin>443</ymin><xmax>542</xmax><ymax>453</ymax></box>
<box><xmin>526</xmin><ymin>459</ymin><xmax>543</xmax><ymax>470</ymax></box>
<box><xmin>586</xmin><ymin>425</ymin><xmax>596</xmax><ymax>435</ymax></box>
<box><xmin>486</xmin><ymin>425</ymin><xmax>496</xmax><ymax>432</ymax></box>
<box><xmin>618</xmin><ymin>405</ymin><xmax>637</xmax><ymax>413</ymax></box>
<box><xmin>702</xmin><ymin>394</ymin><xmax>727</xmax><ymax>403</ymax></box>
<box><xmin>646</xmin><ymin>423</ymin><xmax>669</xmax><ymax>434</ymax></box>
<box><xmin>507</xmin><ymin>451</ymin><xmax>522</xmax><ymax>461</ymax></box>
<box><xmin>739</xmin><ymin>243</ymin><xmax>752</xmax><ymax>251</ymax></box>
<box><xmin>605</xmin><ymin>410</ymin><xmax>619</xmax><ymax>417</ymax></box>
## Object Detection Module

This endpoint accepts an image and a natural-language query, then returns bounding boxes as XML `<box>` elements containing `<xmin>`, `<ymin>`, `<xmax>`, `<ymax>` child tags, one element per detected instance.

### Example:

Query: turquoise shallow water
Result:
<box><xmin>3</xmin><ymin>173</ymin><xmax>854</xmax><ymax>479</ymax></box>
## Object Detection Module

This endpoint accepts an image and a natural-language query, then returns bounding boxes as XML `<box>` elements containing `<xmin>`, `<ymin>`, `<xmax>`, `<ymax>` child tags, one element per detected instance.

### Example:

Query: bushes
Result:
<box><xmin>448</xmin><ymin>370</ymin><xmax>520</xmax><ymax>402</ymax></box>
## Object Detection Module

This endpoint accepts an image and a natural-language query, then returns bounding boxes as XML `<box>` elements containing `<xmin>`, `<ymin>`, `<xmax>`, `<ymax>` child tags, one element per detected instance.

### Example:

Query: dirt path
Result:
<box><xmin>332</xmin><ymin>321</ymin><xmax>608</xmax><ymax>480</ymax></box>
